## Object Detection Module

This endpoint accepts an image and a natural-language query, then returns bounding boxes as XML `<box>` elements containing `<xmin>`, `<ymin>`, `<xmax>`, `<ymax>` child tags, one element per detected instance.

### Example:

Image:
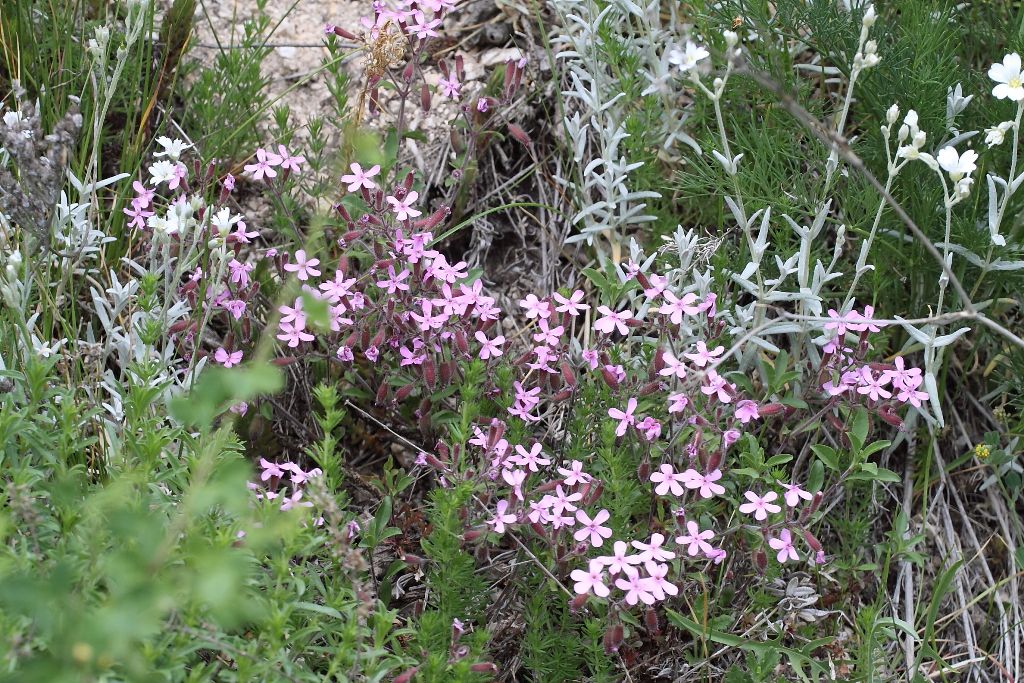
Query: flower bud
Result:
<box><xmin>802</xmin><ymin>529</ymin><xmax>823</xmax><ymax>552</ymax></box>
<box><xmin>886</xmin><ymin>104</ymin><xmax>899</xmax><ymax>125</ymax></box>
<box><xmin>862</xmin><ymin>4</ymin><xmax>876</xmax><ymax>28</ymax></box>
<box><xmin>569</xmin><ymin>593</ymin><xmax>589</xmax><ymax>612</ymax></box>
<box><xmin>551</xmin><ymin>389</ymin><xmax>573</xmax><ymax>401</ymax></box>
<box><xmin>759</xmin><ymin>402</ymin><xmax>786</xmax><ymax>416</ymax></box>
<box><xmin>422</xmin><ymin>357</ymin><xmax>436</xmax><ymax>389</ymax></box>
<box><xmin>559</xmin><ymin>360</ymin><xmax>577</xmax><ymax>387</ymax></box>
<box><xmin>462</xmin><ymin>529</ymin><xmax>485</xmax><ymax>543</ymax></box>
<box><xmin>637</xmin><ymin>458</ymin><xmax>650</xmax><ymax>482</ymax></box>
<box><xmin>600</xmin><ymin>366</ymin><xmax>620</xmax><ymax>388</ymax></box>
<box><xmin>639</xmin><ymin>380</ymin><xmax>665</xmax><ymax>396</ymax></box>
<box><xmin>603</xmin><ymin>624</ymin><xmax>624</xmax><ymax>654</ymax></box>
<box><xmin>271</xmin><ymin>356</ymin><xmax>300</xmax><ymax>366</ymax></box>
<box><xmin>644</xmin><ymin>608</ymin><xmax>661</xmax><ymax>636</ymax></box>
<box><xmin>375</xmin><ymin>382</ymin><xmax>390</xmax><ymax>405</ymax></box>
<box><xmin>723</xmin><ymin>29</ymin><xmax>739</xmax><ymax>47</ymax></box>
<box><xmin>469</xmin><ymin>663</ymin><xmax>498</xmax><ymax>675</ymax></box>
<box><xmin>394</xmin><ymin>383</ymin><xmax>417</xmax><ymax>402</ymax></box>
<box><xmin>754</xmin><ymin>548</ymin><xmax>767</xmax><ymax>574</ymax></box>
<box><xmin>507</xmin><ymin>123</ymin><xmax>532</xmax><ymax>147</ymax></box>
<box><xmin>393</xmin><ymin>667</ymin><xmax>419</xmax><ymax>683</ymax></box>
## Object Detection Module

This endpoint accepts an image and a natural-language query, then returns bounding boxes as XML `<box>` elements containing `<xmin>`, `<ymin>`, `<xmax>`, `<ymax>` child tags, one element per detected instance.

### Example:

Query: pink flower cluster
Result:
<box><xmin>249</xmin><ymin>458</ymin><xmax>323</xmax><ymax>514</ymax></box>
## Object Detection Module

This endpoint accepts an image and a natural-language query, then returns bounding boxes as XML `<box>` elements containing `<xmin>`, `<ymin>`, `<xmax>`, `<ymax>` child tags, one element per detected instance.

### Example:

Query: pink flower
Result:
<box><xmin>512</xmin><ymin>443</ymin><xmax>550</xmax><ymax>472</ymax></box>
<box><xmin>557</xmin><ymin>461</ymin><xmax>591</xmax><ymax>486</ymax></box>
<box><xmin>644</xmin><ymin>561</ymin><xmax>678</xmax><ymax>600</ymax></box>
<box><xmin>283</xmin><ymin>250</ymin><xmax>321</xmax><ymax>281</ymax></box>
<box><xmin>550</xmin><ymin>485</ymin><xmax>582</xmax><ymax>516</ymax></box>
<box><xmin>386</xmin><ymin>191</ymin><xmax>423</xmax><ymax>221</ymax></box>
<box><xmin>676</xmin><ymin>520</ymin><xmax>715</xmax><ymax>556</ymax></box>
<box><xmin>659</xmin><ymin>350</ymin><xmax>688</xmax><ymax>379</ymax></box>
<box><xmin>275</xmin><ymin>145</ymin><xmax>306</xmax><ymax>173</ymax></box>
<box><xmin>658</xmin><ymin>291</ymin><xmax>700</xmax><ymax>323</ymax></box>
<box><xmin>881</xmin><ymin>356</ymin><xmax>922</xmax><ymax>390</ymax></box>
<box><xmin>637</xmin><ymin>416</ymin><xmax>661</xmax><ymax>442</ymax></box>
<box><xmin>277</xmin><ymin>321</ymin><xmax>315</xmax><ymax>347</ymax></box>
<box><xmin>684</xmin><ymin>341</ymin><xmax>725</xmax><ymax>367</ymax></box>
<box><xmin>519</xmin><ymin>293</ymin><xmax>552</xmax><ymax>319</ymax></box>
<box><xmin>244</xmin><ymin>147</ymin><xmax>282</xmax><ymax>181</ymax></box>
<box><xmin>768</xmin><ymin>529</ymin><xmax>799</xmax><ymax>562</ymax></box>
<box><xmin>502</xmin><ymin>468</ymin><xmax>527</xmax><ymax>499</ymax></box>
<box><xmin>597</xmin><ymin>540</ymin><xmax>643</xmax><ymax>575</ymax></box>
<box><xmin>738</xmin><ymin>490</ymin><xmax>781</xmax><ymax>521</ymax></box>
<box><xmin>341</xmin><ymin>162</ymin><xmax>380</xmax><ymax>191</ymax></box>
<box><xmin>668</xmin><ymin>393</ymin><xmax>689</xmax><ymax>414</ymax></box>
<box><xmin>615</xmin><ymin>567</ymin><xmax>656</xmax><ymax>606</ymax></box>
<box><xmin>701</xmin><ymin>369</ymin><xmax>735</xmax><ymax>403</ymax></box>
<box><xmin>214</xmin><ymin>347</ymin><xmax>243</xmax><ymax>368</ymax></box>
<box><xmin>485</xmin><ymin>500</ymin><xmax>517</xmax><ymax>533</ymax></box>
<box><xmin>438</xmin><ymin>75</ymin><xmax>461</xmax><ymax>100</ymax></box>
<box><xmin>607</xmin><ymin>397</ymin><xmax>638</xmax><ymax>436</ymax></box>
<box><xmin>475</xmin><ymin>331</ymin><xmax>504</xmax><ymax>359</ymax></box>
<box><xmin>553</xmin><ymin>289</ymin><xmax>590</xmax><ymax>316</ymax></box>
<box><xmin>895</xmin><ymin>375</ymin><xmax>929</xmax><ymax>407</ymax></box>
<box><xmin>856</xmin><ymin>366</ymin><xmax>891</xmax><ymax>401</ymax></box>
<box><xmin>123</xmin><ymin>203</ymin><xmax>153</xmax><ymax>229</ymax></box>
<box><xmin>650</xmin><ymin>464</ymin><xmax>685</xmax><ymax>496</ymax></box>
<box><xmin>375</xmin><ymin>265</ymin><xmax>410</xmax><ymax>294</ymax></box>
<box><xmin>594</xmin><ymin>306</ymin><xmax>633</xmax><ymax>335</ymax></box>
<box><xmin>570</xmin><ymin>560</ymin><xmax>610</xmax><ymax>597</ymax></box>
<box><xmin>780</xmin><ymin>482</ymin><xmax>814</xmax><ymax>507</ymax></box>
<box><xmin>574</xmin><ymin>509</ymin><xmax>613</xmax><ymax>547</ymax></box>
<box><xmin>532</xmin><ymin>319</ymin><xmax>564</xmax><ymax>346</ymax></box>
<box><xmin>230</xmin><ymin>221</ymin><xmax>260</xmax><ymax>243</ymax></box>
<box><xmin>734</xmin><ymin>400</ymin><xmax>760</xmax><ymax>424</ymax></box>
<box><xmin>259</xmin><ymin>458</ymin><xmax>284</xmax><ymax>480</ymax></box>
<box><xmin>632</xmin><ymin>533</ymin><xmax>675</xmax><ymax>563</ymax></box>
<box><xmin>228</xmin><ymin>259</ymin><xmax>254</xmax><ymax>287</ymax></box>
<box><xmin>581</xmin><ymin>349</ymin><xmax>599</xmax><ymax>369</ymax></box>
<box><xmin>685</xmin><ymin>468</ymin><xmax>725</xmax><ymax>498</ymax></box>
<box><xmin>280</xmin><ymin>489</ymin><xmax>314</xmax><ymax>511</ymax></box>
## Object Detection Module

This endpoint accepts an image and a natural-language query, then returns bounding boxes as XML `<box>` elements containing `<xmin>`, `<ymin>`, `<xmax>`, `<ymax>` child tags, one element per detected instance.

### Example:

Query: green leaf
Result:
<box><xmin>807</xmin><ymin>460</ymin><xmax>825</xmax><ymax>493</ymax></box>
<box><xmin>293</xmin><ymin>602</ymin><xmax>345</xmax><ymax>620</ymax></box>
<box><xmin>849</xmin><ymin>407</ymin><xmax>869</xmax><ymax>452</ymax></box>
<box><xmin>170</xmin><ymin>364</ymin><xmax>284</xmax><ymax>429</ymax></box>
<box><xmin>810</xmin><ymin>444</ymin><xmax>840</xmax><ymax>471</ymax></box>
<box><xmin>299</xmin><ymin>290</ymin><xmax>331</xmax><ymax>331</ymax></box>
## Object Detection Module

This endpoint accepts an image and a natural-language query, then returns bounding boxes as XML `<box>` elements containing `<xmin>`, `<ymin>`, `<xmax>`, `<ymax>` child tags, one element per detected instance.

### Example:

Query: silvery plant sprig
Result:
<box><xmin>550</xmin><ymin>0</ymin><xmax>701</xmax><ymax>257</ymax></box>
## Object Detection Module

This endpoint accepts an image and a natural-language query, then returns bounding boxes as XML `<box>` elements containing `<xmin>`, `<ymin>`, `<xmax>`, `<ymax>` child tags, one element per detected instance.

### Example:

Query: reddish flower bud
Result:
<box><xmin>375</xmin><ymin>382</ymin><xmax>390</xmax><ymax>405</ymax></box>
<box><xmin>469</xmin><ymin>663</ymin><xmax>497</xmax><ymax>675</ymax></box>
<box><xmin>635</xmin><ymin>271</ymin><xmax>651</xmax><ymax>289</ymax></box>
<box><xmin>603</xmin><ymin>624</ymin><xmax>624</xmax><ymax>654</ymax></box>
<box><xmin>644</xmin><ymin>608</ymin><xmax>661</xmax><ymax>636</ymax></box>
<box><xmin>414</xmin><ymin>204</ymin><xmax>450</xmax><ymax>230</ymax></box>
<box><xmin>877</xmin><ymin>405</ymin><xmax>904</xmax><ymax>429</ymax></box>
<box><xmin>529</xmin><ymin>521</ymin><xmax>548</xmax><ymax>539</ymax></box>
<box><xmin>559</xmin><ymin>361</ymin><xmax>577</xmax><ymax>388</ymax></box>
<box><xmin>706</xmin><ymin>450</ymin><xmax>722</xmax><ymax>472</ymax></box>
<box><xmin>653</xmin><ymin>347</ymin><xmax>666</xmax><ymax>374</ymax></box>
<box><xmin>535</xmin><ymin>480</ymin><xmax>561</xmax><ymax>494</ymax></box>
<box><xmin>462</xmin><ymin>529</ymin><xmax>485</xmax><ymax>543</ymax></box>
<box><xmin>394</xmin><ymin>383</ymin><xmax>417</xmax><ymax>402</ymax></box>
<box><xmin>371</xmin><ymin>328</ymin><xmax>386</xmax><ymax>348</ymax></box>
<box><xmin>271</xmin><ymin>356</ymin><xmax>300</xmax><ymax>366</ymax></box>
<box><xmin>551</xmin><ymin>389</ymin><xmax>573</xmax><ymax>401</ymax></box>
<box><xmin>569</xmin><ymin>593</ymin><xmax>589</xmax><ymax>612</ymax></box>
<box><xmin>802</xmin><ymin>529</ymin><xmax>823</xmax><ymax>552</ymax></box>
<box><xmin>455</xmin><ymin>330</ymin><xmax>470</xmax><ymax>356</ymax></box>
<box><xmin>759</xmin><ymin>402</ymin><xmax>786</xmax><ymax>416</ymax></box>
<box><xmin>440</xmin><ymin>360</ymin><xmax>453</xmax><ymax>387</ymax></box>
<box><xmin>393</xmin><ymin>667</ymin><xmax>418</xmax><ymax>683</ymax></box>
<box><xmin>584</xmin><ymin>480</ymin><xmax>603</xmax><ymax>506</ymax></box>
<box><xmin>420</xmin><ymin>84</ymin><xmax>431</xmax><ymax>111</ymax></box>
<box><xmin>600</xmin><ymin>366</ymin><xmax>620</xmax><ymax>388</ymax></box>
<box><xmin>331</xmin><ymin>25</ymin><xmax>358</xmax><ymax>40</ymax></box>
<box><xmin>455</xmin><ymin>54</ymin><xmax>465</xmax><ymax>80</ymax></box>
<box><xmin>422</xmin><ymin>357</ymin><xmax>436</xmax><ymax>389</ymax></box>
<box><xmin>401</xmin><ymin>552</ymin><xmax>426</xmax><ymax>568</ymax></box>
<box><xmin>402</xmin><ymin>61</ymin><xmax>415</xmax><ymax>82</ymax></box>
<box><xmin>754</xmin><ymin>549</ymin><xmax>768</xmax><ymax>574</ymax></box>
<box><xmin>168</xmin><ymin>319</ymin><xmax>193</xmax><ymax>334</ymax></box>
<box><xmin>507</xmin><ymin>123</ymin><xmax>532</xmax><ymax>147</ymax></box>
<box><xmin>637</xmin><ymin>458</ymin><xmax>650</xmax><ymax>482</ymax></box>
<box><xmin>638</xmin><ymin>380</ymin><xmax>665</xmax><ymax>396</ymax></box>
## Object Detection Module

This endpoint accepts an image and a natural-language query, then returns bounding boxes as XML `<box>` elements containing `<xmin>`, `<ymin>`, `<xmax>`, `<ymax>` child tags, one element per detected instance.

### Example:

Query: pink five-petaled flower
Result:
<box><xmin>438</xmin><ymin>75</ymin><xmax>461</xmax><ymax>100</ymax></box>
<box><xmin>615</xmin><ymin>567</ymin><xmax>657</xmax><ymax>606</ymax></box>
<box><xmin>856</xmin><ymin>366</ymin><xmax>892</xmax><ymax>401</ymax></box>
<box><xmin>557</xmin><ymin>460</ymin><xmax>591</xmax><ymax>486</ymax></box>
<box><xmin>519</xmin><ymin>293</ymin><xmax>552</xmax><ymax>319</ymax></box>
<box><xmin>243</xmin><ymin>147</ymin><xmax>282</xmax><ymax>181</ymax></box>
<box><xmin>275</xmin><ymin>145</ymin><xmax>306</xmax><ymax>173</ymax></box>
<box><xmin>684</xmin><ymin>340</ymin><xmax>725</xmax><ymax>367</ymax></box>
<box><xmin>340</xmin><ymin>162</ymin><xmax>380</xmax><ymax>192</ymax></box>
<box><xmin>259</xmin><ymin>458</ymin><xmax>284</xmax><ymax>481</ymax></box>
<box><xmin>553</xmin><ymin>289</ymin><xmax>590</xmax><ymax>316</ymax></box>
<box><xmin>277</xmin><ymin>321</ymin><xmax>315</xmax><ymax>348</ymax></box>
<box><xmin>644</xmin><ymin>562</ymin><xmax>679</xmax><ymax>601</ymax></box>
<box><xmin>650</xmin><ymin>464</ymin><xmax>686</xmax><ymax>497</ymax></box>
<box><xmin>573</xmin><ymin>509</ymin><xmax>613</xmax><ymax>547</ymax></box>
<box><xmin>880</xmin><ymin>356</ymin><xmax>922</xmax><ymax>390</ymax></box>
<box><xmin>386</xmin><ymin>191</ymin><xmax>423</xmax><ymax>221</ymax></box>
<box><xmin>632</xmin><ymin>533</ymin><xmax>675</xmax><ymax>563</ymax></box>
<box><xmin>475</xmin><ymin>331</ymin><xmax>504</xmax><ymax>359</ymax></box>
<box><xmin>513</xmin><ymin>443</ymin><xmax>551</xmax><ymax>472</ymax></box>
<box><xmin>283</xmin><ymin>250</ymin><xmax>321</xmax><ymax>281</ymax></box>
<box><xmin>597</xmin><ymin>540</ymin><xmax>643</xmax><ymax>575</ymax></box>
<box><xmin>658</xmin><ymin>291</ymin><xmax>701</xmax><ymax>323</ymax></box>
<box><xmin>502</xmin><ymin>468</ymin><xmax>527</xmax><ymax>500</ymax></box>
<box><xmin>214</xmin><ymin>347</ymin><xmax>243</xmax><ymax>368</ymax></box>
<box><xmin>676</xmin><ymin>520</ymin><xmax>716</xmax><ymax>557</ymax></box>
<box><xmin>659</xmin><ymin>350</ymin><xmax>688</xmax><ymax>379</ymax></box>
<box><xmin>780</xmin><ymin>482</ymin><xmax>814</xmax><ymax>507</ymax></box>
<box><xmin>684</xmin><ymin>468</ymin><xmax>725</xmax><ymax>498</ymax></box>
<box><xmin>570</xmin><ymin>559</ymin><xmax>610</xmax><ymax>597</ymax></box>
<box><xmin>485</xmin><ymin>500</ymin><xmax>517</xmax><ymax>534</ymax></box>
<box><xmin>608</xmin><ymin>397</ymin><xmax>638</xmax><ymax>436</ymax></box>
<box><xmin>550</xmin><ymin>485</ymin><xmax>582</xmax><ymax>516</ymax></box>
<box><xmin>738</xmin><ymin>490</ymin><xmax>782</xmax><ymax>521</ymax></box>
<box><xmin>734</xmin><ymin>400</ymin><xmax>760</xmax><ymax>424</ymax></box>
<box><xmin>701</xmin><ymin>369</ymin><xmax>735</xmax><ymax>403</ymax></box>
<box><xmin>768</xmin><ymin>529</ymin><xmax>799</xmax><ymax>562</ymax></box>
<box><xmin>594</xmin><ymin>306</ymin><xmax>633</xmax><ymax>335</ymax></box>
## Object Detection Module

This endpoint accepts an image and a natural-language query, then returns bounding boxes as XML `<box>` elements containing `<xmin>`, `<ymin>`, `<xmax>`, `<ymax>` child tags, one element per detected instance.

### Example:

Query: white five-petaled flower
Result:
<box><xmin>667</xmin><ymin>41</ymin><xmax>709</xmax><ymax>73</ymax></box>
<box><xmin>154</xmin><ymin>136</ymin><xmax>192</xmax><ymax>161</ymax></box>
<box><xmin>989</xmin><ymin>53</ymin><xmax>1024</xmax><ymax>101</ymax></box>
<box><xmin>936</xmin><ymin>147</ymin><xmax>978</xmax><ymax>182</ymax></box>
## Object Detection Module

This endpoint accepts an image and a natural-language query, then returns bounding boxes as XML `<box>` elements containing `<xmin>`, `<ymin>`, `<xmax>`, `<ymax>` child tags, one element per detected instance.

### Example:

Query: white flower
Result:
<box><xmin>148</xmin><ymin>160</ymin><xmax>178</xmax><ymax>186</ymax></box>
<box><xmin>989</xmin><ymin>53</ymin><xmax>1024</xmax><ymax>101</ymax></box>
<box><xmin>886</xmin><ymin>104</ymin><xmax>900</xmax><ymax>125</ymax></box>
<box><xmin>985</xmin><ymin>121</ymin><xmax>1014</xmax><ymax>147</ymax></box>
<box><xmin>936</xmin><ymin>147</ymin><xmax>978</xmax><ymax>182</ymax></box>
<box><xmin>862</xmin><ymin>4</ymin><xmax>877</xmax><ymax>27</ymax></box>
<box><xmin>667</xmin><ymin>41</ymin><xmax>709</xmax><ymax>73</ymax></box>
<box><xmin>210</xmin><ymin>206</ymin><xmax>240</xmax><ymax>235</ymax></box>
<box><xmin>154</xmin><ymin>136</ymin><xmax>192</xmax><ymax>161</ymax></box>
